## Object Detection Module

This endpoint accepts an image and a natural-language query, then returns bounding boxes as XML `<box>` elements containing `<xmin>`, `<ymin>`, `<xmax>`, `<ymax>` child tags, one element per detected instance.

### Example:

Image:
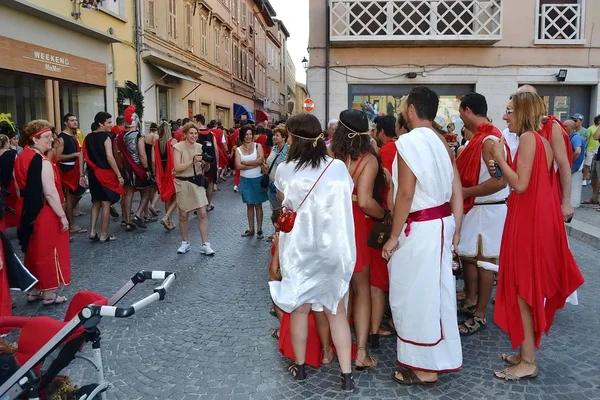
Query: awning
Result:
<box><xmin>255</xmin><ymin>109</ymin><xmax>270</xmax><ymax>124</ymax></box>
<box><xmin>233</xmin><ymin>103</ymin><xmax>255</xmax><ymax>123</ymax></box>
<box><xmin>150</xmin><ymin>63</ymin><xmax>200</xmax><ymax>84</ymax></box>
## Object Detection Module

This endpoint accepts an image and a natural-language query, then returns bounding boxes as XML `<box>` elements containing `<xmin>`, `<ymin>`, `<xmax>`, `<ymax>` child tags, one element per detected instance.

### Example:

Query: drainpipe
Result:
<box><xmin>325</xmin><ymin>0</ymin><xmax>330</xmax><ymax>124</ymax></box>
<box><xmin>134</xmin><ymin>0</ymin><xmax>142</xmax><ymax>91</ymax></box>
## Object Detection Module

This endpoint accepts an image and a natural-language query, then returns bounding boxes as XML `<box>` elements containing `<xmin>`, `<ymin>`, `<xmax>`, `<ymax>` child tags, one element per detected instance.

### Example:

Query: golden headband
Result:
<box><xmin>289</xmin><ymin>132</ymin><xmax>324</xmax><ymax>147</ymax></box>
<box><xmin>339</xmin><ymin>120</ymin><xmax>371</xmax><ymax>139</ymax></box>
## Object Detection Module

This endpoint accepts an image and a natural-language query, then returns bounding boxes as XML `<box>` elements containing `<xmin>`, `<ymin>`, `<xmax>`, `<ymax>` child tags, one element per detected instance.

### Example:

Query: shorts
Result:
<box><xmin>592</xmin><ymin>160</ymin><xmax>600</xmax><ymax>179</ymax></box>
<box><xmin>584</xmin><ymin>151</ymin><xmax>595</xmax><ymax>167</ymax></box>
<box><xmin>67</xmin><ymin>185</ymin><xmax>87</xmax><ymax>197</ymax></box>
<box><xmin>124</xmin><ymin>168</ymin><xmax>153</xmax><ymax>190</ymax></box>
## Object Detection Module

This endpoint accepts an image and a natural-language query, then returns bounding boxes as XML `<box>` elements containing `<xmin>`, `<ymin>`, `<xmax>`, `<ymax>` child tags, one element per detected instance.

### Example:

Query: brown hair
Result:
<box><xmin>21</xmin><ymin>119</ymin><xmax>52</xmax><ymax>147</ymax></box>
<box><xmin>273</xmin><ymin>124</ymin><xmax>288</xmax><ymax>141</ymax></box>
<box><xmin>181</xmin><ymin>122</ymin><xmax>199</xmax><ymax>137</ymax></box>
<box><xmin>510</xmin><ymin>92</ymin><xmax>546</xmax><ymax>135</ymax></box>
<box><xmin>286</xmin><ymin>113</ymin><xmax>327</xmax><ymax>171</ymax></box>
<box><xmin>0</xmin><ymin>134</ymin><xmax>9</xmax><ymax>149</ymax></box>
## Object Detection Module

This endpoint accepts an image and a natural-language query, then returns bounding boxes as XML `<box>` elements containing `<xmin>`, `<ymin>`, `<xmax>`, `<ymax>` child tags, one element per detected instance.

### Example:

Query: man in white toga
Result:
<box><xmin>383</xmin><ymin>87</ymin><xmax>464</xmax><ymax>385</ymax></box>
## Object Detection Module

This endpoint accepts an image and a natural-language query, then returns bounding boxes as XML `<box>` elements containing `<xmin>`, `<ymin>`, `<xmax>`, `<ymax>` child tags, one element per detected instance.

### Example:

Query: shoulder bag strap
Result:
<box><xmin>267</xmin><ymin>148</ymin><xmax>284</xmax><ymax>176</ymax></box>
<box><xmin>296</xmin><ymin>160</ymin><xmax>334</xmax><ymax>211</ymax></box>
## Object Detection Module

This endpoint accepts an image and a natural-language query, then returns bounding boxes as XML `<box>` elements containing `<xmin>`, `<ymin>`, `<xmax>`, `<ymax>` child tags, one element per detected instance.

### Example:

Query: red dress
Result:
<box><xmin>212</xmin><ymin>129</ymin><xmax>229</xmax><ymax>169</ymax></box>
<box><xmin>14</xmin><ymin>147</ymin><xmax>71</xmax><ymax>291</ymax></box>
<box><xmin>494</xmin><ymin>133</ymin><xmax>584</xmax><ymax>349</ymax></box>
<box><xmin>350</xmin><ymin>153</ymin><xmax>371</xmax><ymax>273</ymax></box>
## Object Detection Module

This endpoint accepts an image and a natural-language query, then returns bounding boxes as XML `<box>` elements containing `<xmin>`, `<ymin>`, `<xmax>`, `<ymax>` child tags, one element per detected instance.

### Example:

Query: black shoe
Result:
<box><xmin>369</xmin><ymin>333</ymin><xmax>380</xmax><ymax>349</ymax></box>
<box><xmin>132</xmin><ymin>216</ymin><xmax>147</xmax><ymax>230</ymax></box>
<box><xmin>110</xmin><ymin>206</ymin><xmax>119</xmax><ymax>218</ymax></box>
<box><xmin>288</xmin><ymin>363</ymin><xmax>307</xmax><ymax>381</ymax></box>
<box><xmin>341</xmin><ymin>372</ymin><xmax>355</xmax><ymax>392</ymax></box>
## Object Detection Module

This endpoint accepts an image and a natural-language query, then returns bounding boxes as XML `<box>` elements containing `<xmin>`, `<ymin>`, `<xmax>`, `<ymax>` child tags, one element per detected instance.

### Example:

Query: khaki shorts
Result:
<box><xmin>592</xmin><ymin>159</ymin><xmax>600</xmax><ymax>179</ymax></box>
<box><xmin>584</xmin><ymin>151</ymin><xmax>595</xmax><ymax>166</ymax></box>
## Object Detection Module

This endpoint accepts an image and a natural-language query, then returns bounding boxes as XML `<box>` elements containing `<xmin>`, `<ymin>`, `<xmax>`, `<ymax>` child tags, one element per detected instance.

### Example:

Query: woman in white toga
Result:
<box><xmin>269</xmin><ymin>113</ymin><xmax>356</xmax><ymax>392</ymax></box>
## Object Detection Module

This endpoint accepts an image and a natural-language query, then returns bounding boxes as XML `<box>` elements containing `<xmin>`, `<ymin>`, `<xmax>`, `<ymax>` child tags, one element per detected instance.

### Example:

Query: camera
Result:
<box><xmin>202</xmin><ymin>153</ymin><xmax>214</xmax><ymax>164</ymax></box>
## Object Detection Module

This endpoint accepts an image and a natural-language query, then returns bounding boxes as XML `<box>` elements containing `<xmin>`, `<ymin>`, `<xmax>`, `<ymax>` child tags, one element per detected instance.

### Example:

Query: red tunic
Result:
<box><xmin>14</xmin><ymin>147</ymin><xmax>71</xmax><ymax>291</ymax></box>
<box><xmin>212</xmin><ymin>129</ymin><xmax>229</xmax><ymax>169</ymax></box>
<box><xmin>494</xmin><ymin>133</ymin><xmax>584</xmax><ymax>349</ymax></box>
<box><xmin>538</xmin><ymin>117</ymin><xmax>573</xmax><ymax>203</ymax></box>
<box><xmin>350</xmin><ymin>153</ymin><xmax>371</xmax><ymax>273</ymax></box>
<box><xmin>255</xmin><ymin>135</ymin><xmax>271</xmax><ymax>159</ymax></box>
<box><xmin>379</xmin><ymin>140</ymin><xmax>397</xmax><ymax>175</ymax></box>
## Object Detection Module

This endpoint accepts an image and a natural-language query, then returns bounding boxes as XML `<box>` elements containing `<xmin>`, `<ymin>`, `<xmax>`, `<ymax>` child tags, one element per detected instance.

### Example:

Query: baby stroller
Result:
<box><xmin>0</xmin><ymin>270</ymin><xmax>176</xmax><ymax>400</ymax></box>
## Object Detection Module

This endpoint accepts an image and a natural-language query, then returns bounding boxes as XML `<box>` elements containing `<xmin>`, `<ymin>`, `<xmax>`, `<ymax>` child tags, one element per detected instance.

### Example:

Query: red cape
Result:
<box><xmin>154</xmin><ymin>140</ymin><xmax>175</xmax><ymax>202</ymax></box>
<box><xmin>456</xmin><ymin>123</ymin><xmax>508</xmax><ymax>215</ymax></box>
<box><xmin>83</xmin><ymin>135</ymin><xmax>126</xmax><ymax>196</ymax></box>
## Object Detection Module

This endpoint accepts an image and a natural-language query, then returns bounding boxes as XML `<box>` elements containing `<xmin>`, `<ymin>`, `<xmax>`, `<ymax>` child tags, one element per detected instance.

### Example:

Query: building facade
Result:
<box><xmin>308</xmin><ymin>0</ymin><xmax>600</xmax><ymax>132</ymax></box>
<box><xmin>140</xmin><ymin>0</ymin><xmax>282</xmax><ymax>128</ymax></box>
<box><xmin>274</xmin><ymin>20</ymin><xmax>291</xmax><ymax>120</ymax></box>
<box><xmin>284</xmin><ymin>48</ymin><xmax>297</xmax><ymax>119</ymax></box>
<box><xmin>0</xmin><ymin>0</ymin><xmax>137</xmax><ymax>132</ymax></box>
<box><xmin>294</xmin><ymin>83</ymin><xmax>309</xmax><ymax>115</ymax></box>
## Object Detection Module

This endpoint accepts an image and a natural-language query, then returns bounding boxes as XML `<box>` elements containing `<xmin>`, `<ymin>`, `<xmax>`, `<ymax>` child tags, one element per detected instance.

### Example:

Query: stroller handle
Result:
<box><xmin>81</xmin><ymin>272</ymin><xmax>175</xmax><ymax>319</ymax></box>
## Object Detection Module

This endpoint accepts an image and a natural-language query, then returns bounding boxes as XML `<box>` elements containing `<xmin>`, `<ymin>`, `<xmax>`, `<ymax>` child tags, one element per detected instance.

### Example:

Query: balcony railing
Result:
<box><xmin>536</xmin><ymin>3</ymin><xmax>585</xmax><ymax>44</ymax></box>
<box><xmin>330</xmin><ymin>0</ymin><xmax>502</xmax><ymax>44</ymax></box>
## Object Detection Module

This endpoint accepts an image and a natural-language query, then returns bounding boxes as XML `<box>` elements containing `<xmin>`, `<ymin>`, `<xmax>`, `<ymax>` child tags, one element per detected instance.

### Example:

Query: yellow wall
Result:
<box><xmin>26</xmin><ymin>0</ymin><xmax>138</xmax><ymax>106</ymax></box>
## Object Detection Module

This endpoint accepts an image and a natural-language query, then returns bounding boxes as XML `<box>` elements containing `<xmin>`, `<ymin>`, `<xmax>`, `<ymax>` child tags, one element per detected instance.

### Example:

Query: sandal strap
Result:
<box><xmin>497</xmin><ymin>368</ymin><xmax>519</xmax><ymax>381</ymax></box>
<box><xmin>520</xmin><ymin>358</ymin><xmax>537</xmax><ymax>366</ymax></box>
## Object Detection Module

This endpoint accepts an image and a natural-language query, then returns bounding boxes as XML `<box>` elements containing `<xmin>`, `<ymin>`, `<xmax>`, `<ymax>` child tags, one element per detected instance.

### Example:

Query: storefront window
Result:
<box><xmin>0</xmin><ymin>71</ymin><xmax>46</xmax><ymax>131</ymax></box>
<box><xmin>351</xmin><ymin>94</ymin><xmax>464</xmax><ymax>133</ymax></box>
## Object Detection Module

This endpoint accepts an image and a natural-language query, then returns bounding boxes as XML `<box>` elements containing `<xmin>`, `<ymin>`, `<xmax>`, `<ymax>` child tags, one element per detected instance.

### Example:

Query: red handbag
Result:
<box><xmin>277</xmin><ymin>160</ymin><xmax>334</xmax><ymax>233</ymax></box>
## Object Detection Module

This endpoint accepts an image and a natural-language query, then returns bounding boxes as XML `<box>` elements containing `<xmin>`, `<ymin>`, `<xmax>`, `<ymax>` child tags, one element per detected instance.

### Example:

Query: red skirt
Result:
<box><xmin>0</xmin><ymin>248</ymin><xmax>11</xmax><ymax>335</ymax></box>
<box><xmin>25</xmin><ymin>205</ymin><xmax>71</xmax><ymax>291</ymax></box>
<box><xmin>366</xmin><ymin>218</ymin><xmax>389</xmax><ymax>290</ymax></box>
<box><xmin>352</xmin><ymin>200</ymin><xmax>370</xmax><ymax>273</ymax></box>
<box><xmin>278</xmin><ymin>312</ymin><xmax>357</xmax><ymax>368</ymax></box>
<box><xmin>4</xmin><ymin>179</ymin><xmax>19</xmax><ymax>228</ymax></box>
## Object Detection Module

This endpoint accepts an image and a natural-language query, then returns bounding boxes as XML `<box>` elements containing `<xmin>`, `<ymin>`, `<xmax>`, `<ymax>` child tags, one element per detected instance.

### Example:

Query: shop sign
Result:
<box><xmin>0</xmin><ymin>36</ymin><xmax>106</xmax><ymax>86</ymax></box>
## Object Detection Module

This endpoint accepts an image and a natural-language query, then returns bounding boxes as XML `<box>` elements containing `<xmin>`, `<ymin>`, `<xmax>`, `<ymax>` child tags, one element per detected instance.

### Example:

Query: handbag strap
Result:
<box><xmin>296</xmin><ymin>160</ymin><xmax>334</xmax><ymax>211</ymax></box>
<box><xmin>267</xmin><ymin>146</ymin><xmax>284</xmax><ymax>176</ymax></box>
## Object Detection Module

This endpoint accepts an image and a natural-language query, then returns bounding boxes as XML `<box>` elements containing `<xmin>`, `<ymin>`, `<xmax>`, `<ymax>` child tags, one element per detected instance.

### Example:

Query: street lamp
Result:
<box><xmin>301</xmin><ymin>56</ymin><xmax>309</xmax><ymax>92</ymax></box>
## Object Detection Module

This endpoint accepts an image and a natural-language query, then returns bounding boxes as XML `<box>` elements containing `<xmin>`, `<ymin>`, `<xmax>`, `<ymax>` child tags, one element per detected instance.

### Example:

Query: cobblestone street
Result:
<box><xmin>7</xmin><ymin>180</ymin><xmax>600</xmax><ymax>400</ymax></box>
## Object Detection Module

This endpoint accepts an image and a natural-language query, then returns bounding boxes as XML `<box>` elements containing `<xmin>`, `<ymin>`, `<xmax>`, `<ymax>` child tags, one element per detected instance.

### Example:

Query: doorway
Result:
<box><xmin>522</xmin><ymin>85</ymin><xmax>591</xmax><ymax>122</ymax></box>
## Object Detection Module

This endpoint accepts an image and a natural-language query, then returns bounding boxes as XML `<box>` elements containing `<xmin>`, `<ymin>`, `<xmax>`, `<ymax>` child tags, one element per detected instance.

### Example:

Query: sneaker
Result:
<box><xmin>340</xmin><ymin>372</ymin><xmax>355</xmax><ymax>392</ymax></box>
<box><xmin>234</xmin><ymin>185</ymin><xmax>238</xmax><ymax>192</ymax></box>
<box><xmin>132</xmin><ymin>215</ymin><xmax>147</xmax><ymax>230</ymax></box>
<box><xmin>199</xmin><ymin>242</ymin><xmax>215</xmax><ymax>256</ymax></box>
<box><xmin>177</xmin><ymin>241</ymin><xmax>191</xmax><ymax>254</ymax></box>
<box><xmin>583</xmin><ymin>181</ymin><xmax>587</xmax><ymax>186</ymax></box>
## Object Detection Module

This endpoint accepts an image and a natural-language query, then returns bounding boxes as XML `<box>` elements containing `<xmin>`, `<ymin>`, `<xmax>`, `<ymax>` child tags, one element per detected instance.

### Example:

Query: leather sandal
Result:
<box><xmin>494</xmin><ymin>359</ymin><xmax>538</xmax><ymax>381</ymax></box>
<box><xmin>391</xmin><ymin>369</ymin><xmax>437</xmax><ymax>386</ymax></box>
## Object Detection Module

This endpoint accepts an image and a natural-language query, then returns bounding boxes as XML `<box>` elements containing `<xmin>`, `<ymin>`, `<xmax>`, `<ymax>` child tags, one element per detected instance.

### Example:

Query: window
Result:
<box><xmin>248</xmin><ymin>54</ymin><xmax>254</xmax><ymax>84</ymax></box>
<box><xmin>168</xmin><ymin>0</ymin><xmax>177</xmax><ymax>40</ymax></box>
<box><xmin>214</xmin><ymin>27</ymin><xmax>220</xmax><ymax>65</ymax></box>
<box><xmin>99</xmin><ymin>0</ymin><xmax>124</xmax><ymax>16</ymax></box>
<box><xmin>536</xmin><ymin>0</ymin><xmax>584</xmax><ymax>42</ymax></box>
<box><xmin>241</xmin><ymin>2</ymin><xmax>247</xmax><ymax>29</ymax></box>
<box><xmin>242</xmin><ymin>50</ymin><xmax>248</xmax><ymax>82</ymax></box>
<box><xmin>147</xmin><ymin>0</ymin><xmax>156</xmax><ymax>28</ymax></box>
<box><xmin>201</xmin><ymin>17</ymin><xmax>208</xmax><ymax>57</ymax></box>
<box><xmin>185</xmin><ymin>3</ymin><xmax>193</xmax><ymax>49</ymax></box>
<box><xmin>224</xmin><ymin>36</ymin><xmax>231</xmax><ymax>70</ymax></box>
<box><xmin>232</xmin><ymin>42</ymin><xmax>238</xmax><ymax>77</ymax></box>
<box><xmin>158</xmin><ymin>86</ymin><xmax>170</xmax><ymax>121</ymax></box>
<box><xmin>232</xmin><ymin>0</ymin><xmax>239</xmax><ymax>23</ymax></box>
<box><xmin>187</xmin><ymin>100</ymin><xmax>196</xmax><ymax>119</ymax></box>
<box><xmin>267</xmin><ymin>80</ymin><xmax>271</xmax><ymax>101</ymax></box>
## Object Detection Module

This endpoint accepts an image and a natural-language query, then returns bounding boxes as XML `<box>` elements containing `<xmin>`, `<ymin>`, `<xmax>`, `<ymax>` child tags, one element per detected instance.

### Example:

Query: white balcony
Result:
<box><xmin>535</xmin><ymin>1</ymin><xmax>585</xmax><ymax>45</ymax></box>
<box><xmin>330</xmin><ymin>0</ymin><xmax>502</xmax><ymax>45</ymax></box>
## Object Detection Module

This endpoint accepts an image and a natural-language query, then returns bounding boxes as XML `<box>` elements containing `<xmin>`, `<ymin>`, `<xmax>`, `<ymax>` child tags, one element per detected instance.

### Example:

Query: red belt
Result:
<box><xmin>405</xmin><ymin>203</ymin><xmax>451</xmax><ymax>237</ymax></box>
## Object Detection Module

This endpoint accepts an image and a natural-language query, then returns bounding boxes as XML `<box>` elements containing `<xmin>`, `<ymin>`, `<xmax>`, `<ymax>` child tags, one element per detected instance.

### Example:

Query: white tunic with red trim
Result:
<box><xmin>389</xmin><ymin>127</ymin><xmax>462</xmax><ymax>373</ymax></box>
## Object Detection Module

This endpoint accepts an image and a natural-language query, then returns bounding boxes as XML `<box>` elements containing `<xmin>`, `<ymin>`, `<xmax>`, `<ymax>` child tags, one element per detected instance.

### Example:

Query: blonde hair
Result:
<box><xmin>157</xmin><ymin>121</ymin><xmax>172</xmax><ymax>154</ymax></box>
<box><xmin>273</xmin><ymin>123</ymin><xmax>288</xmax><ymax>140</ymax></box>
<box><xmin>510</xmin><ymin>92</ymin><xmax>546</xmax><ymax>134</ymax></box>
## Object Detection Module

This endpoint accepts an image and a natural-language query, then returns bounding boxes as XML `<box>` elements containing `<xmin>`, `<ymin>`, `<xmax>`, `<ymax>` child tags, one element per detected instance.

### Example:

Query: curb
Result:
<box><xmin>566</xmin><ymin>219</ymin><xmax>600</xmax><ymax>250</ymax></box>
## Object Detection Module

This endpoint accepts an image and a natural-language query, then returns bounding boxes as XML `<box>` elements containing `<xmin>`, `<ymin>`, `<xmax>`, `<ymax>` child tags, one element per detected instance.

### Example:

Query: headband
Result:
<box><xmin>339</xmin><ymin>120</ymin><xmax>371</xmax><ymax>139</ymax></box>
<box><xmin>289</xmin><ymin>132</ymin><xmax>324</xmax><ymax>147</ymax></box>
<box><xmin>33</xmin><ymin>128</ymin><xmax>52</xmax><ymax>138</ymax></box>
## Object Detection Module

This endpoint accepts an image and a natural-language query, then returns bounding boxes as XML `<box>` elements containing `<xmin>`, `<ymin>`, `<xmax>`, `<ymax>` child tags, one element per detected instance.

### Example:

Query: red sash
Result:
<box><xmin>59</xmin><ymin>140</ymin><xmax>81</xmax><ymax>192</ymax></box>
<box><xmin>539</xmin><ymin>116</ymin><xmax>573</xmax><ymax>166</ymax></box>
<box><xmin>82</xmin><ymin>136</ymin><xmax>125</xmax><ymax>195</ymax></box>
<box><xmin>456</xmin><ymin>123</ymin><xmax>507</xmax><ymax>215</ymax></box>
<box><xmin>405</xmin><ymin>203</ymin><xmax>451</xmax><ymax>237</ymax></box>
<box><xmin>154</xmin><ymin>140</ymin><xmax>175</xmax><ymax>202</ymax></box>
<box><xmin>116</xmin><ymin>132</ymin><xmax>146</xmax><ymax>181</ymax></box>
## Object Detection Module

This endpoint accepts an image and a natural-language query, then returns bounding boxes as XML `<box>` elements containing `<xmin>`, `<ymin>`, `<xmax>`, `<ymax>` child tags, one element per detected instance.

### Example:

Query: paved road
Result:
<box><xmin>7</xmin><ymin>180</ymin><xmax>600</xmax><ymax>400</ymax></box>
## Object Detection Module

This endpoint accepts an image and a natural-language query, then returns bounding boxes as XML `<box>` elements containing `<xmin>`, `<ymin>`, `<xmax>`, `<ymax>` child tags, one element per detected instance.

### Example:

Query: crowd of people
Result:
<box><xmin>0</xmin><ymin>84</ymin><xmax>590</xmax><ymax>394</ymax></box>
<box><xmin>266</xmin><ymin>86</ymin><xmax>584</xmax><ymax>392</ymax></box>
